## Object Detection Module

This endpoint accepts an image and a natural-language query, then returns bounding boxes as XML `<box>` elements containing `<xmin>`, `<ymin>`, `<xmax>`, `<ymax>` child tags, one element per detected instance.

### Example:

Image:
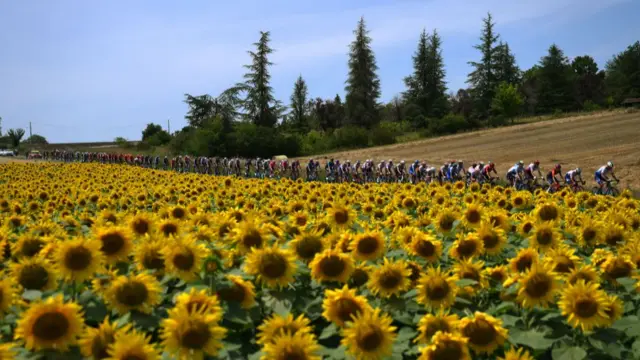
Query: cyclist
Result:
<box><xmin>438</xmin><ymin>162</ymin><xmax>449</xmax><ymax>183</ymax></box>
<box><xmin>409</xmin><ymin>160</ymin><xmax>419</xmax><ymax>183</ymax></box>
<box><xmin>546</xmin><ymin>164</ymin><xmax>563</xmax><ymax>188</ymax></box>
<box><xmin>481</xmin><ymin>161</ymin><xmax>497</xmax><ymax>182</ymax></box>
<box><xmin>595</xmin><ymin>161</ymin><xmax>619</xmax><ymax>188</ymax></box>
<box><xmin>564</xmin><ymin>167</ymin><xmax>584</xmax><ymax>189</ymax></box>
<box><xmin>506</xmin><ymin>160</ymin><xmax>525</xmax><ymax>187</ymax></box>
<box><xmin>524</xmin><ymin>160</ymin><xmax>542</xmax><ymax>183</ymax></box>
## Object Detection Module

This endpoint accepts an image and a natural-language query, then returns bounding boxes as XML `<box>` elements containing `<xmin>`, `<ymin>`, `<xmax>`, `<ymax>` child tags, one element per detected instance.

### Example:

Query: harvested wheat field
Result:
<box><xmin>313</xmin><ymin>110</ymin><xmax>640</xmax><ymax>188</ymax></box>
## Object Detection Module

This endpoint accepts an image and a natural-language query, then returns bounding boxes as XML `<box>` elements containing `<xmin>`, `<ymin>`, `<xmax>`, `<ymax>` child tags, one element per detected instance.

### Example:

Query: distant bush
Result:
<box><xmin>332</xmin><ymin>126</ymin><xmax>369</xmax><ymax>149</ymax></box>
<box><xmin>429</xmin><ymin>113</ymin><xmax>468</xmax><ymax>135</ymax></box>
<box><xmin>370</xmin><ymin>125</ymin><xmax>396</xmax><ymax>146</ymax></box>
<box><xmin>582</xmin><ymin>100</ymin><xmax>601</xmax><ymax>112</ymax></box>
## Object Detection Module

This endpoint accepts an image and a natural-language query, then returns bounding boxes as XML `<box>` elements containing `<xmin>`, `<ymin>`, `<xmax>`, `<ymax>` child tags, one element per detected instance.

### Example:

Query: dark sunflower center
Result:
<box><xmin>115</xmin><ymin>281</ymin><xmax>149</xmax><ymax>307</ymax></box>
<box><xmin>516</xmin><ymin>256</ymin><xmax>534</xmax><ymax>272</ymax></box>
<box><xmin>536</xmin><ymin>230</ymin><xmax>553</xmax><ymax>246</ymax></box>
<box><xmin>432</xmin><ymin>340</ymin><xmax>463</xmax><ymax>360</ymax></box>
<box><xmin>132</xmin><ymin>219</ymin><xmax>149</xmax><ymax>235</ymax></box>
<box><xmin>296</xmin><ymin>237</ymin><xmax>323</xmax><ymax>260</ymax></box>
<box><xmin>466</xmin><ymin>210</ymin><xmax>481</xmax><ymax>224</ymax></box>
<box><xmin>19</xmin><ymin>264</ymin><xmax>49</xmax><ymax>290</ymax></box>
<box><xmin>333</xmin><ymin>210</ymin><xmax>349</xmax><ymax>225</ymax></box>
<box><xmin>482</xmin><ymin>234</ymin><xmax>499</xmax><ymax>249</ymax></box>
<box><xmin>242</xmin><ymin>230</ymin><xmax>263</xmax><ymax>249</ymax></box>
<box><xmin>280</xmin><ymin>349</ymin><xmax>306</xmax><ymax>360</ymax></box>
<box><xmin>415</xmin><ymin>240</ymin><xmax>435</xmax><ymax>258</ymax></box>
<box><xmin>142</xmin><ymin>250</ymin><xmax>165</xmax><ymax>270</ymax></box>
<box><xmin>490</xmin><ymin>216</ymin><xmax>503</xmax><ymax>228</ymax></box>
<box><xmin>607</xmin><ymin>260</ymin><xmax>632</xmax><ymax>279</ymax></box>
<box><xmin>172</xmin><ymin>208</ymin><xmax>186</xmax><ymax>219</ymax></box>
<box><xmin>524</xmin><ymin>273</ymin><xmax>552</xmax><ymax>298</ymax></box>
<box><xmin>100</xmin><ymin>233</ymin><xmax>125</xmax><ymax>255</ymax></box>
<box><xmin>173</xmin><ymin>250</ymin><xmax>195</xmax><ymax>270</ymax></box>
<box><xmin>425</xmin><ymin>319</ymin><xmax>451</xmax><ymax>339</ymax></box>
<box><xmin>522</xmin><ymin>223</ymin><xmax>533</xmax><ymax>234</ymax></box>
<box><xmin>582</xmin><ymin>229</ymin><xmax>596</xmax><ymax>242</ymax></box>
<box><xmin>379</xmin><ymin>270</ymin><xmax>402</xmax><ymax>290</ymax></box>
<box><xmin>427</xmin><ymin>279</ymin><xmax>450</xmax><ymax>300</ymax></box>
<box><xmin>335</xmin><ymin>298</ymin><xmax>363</xmax><ymax>323</ymax></box>
<box><xmin>575</xmin><ymin>298</ymin><xmax>598</xmax><ymax>318</ymax></box>
<box><xmin>553</xmin><ymin>256</ymin><xmax>574</xmax><ymax>273</ymax></box>
<box><xmin>260</xmin><ymin>254</ymin><xmax>287</xmax><ymax>279</ymax></box>
<box><xmin>350</xmin><ymin>269</ymin><xmax>369</xmax><ymax>287</ymax></box>
<box><xmin>439</xmin><ymin>216</ymin><xmax>455</xmax><ymax>231</ymax></box>
<box><xmin>218</xmin><ymin>284</ymin><xmax>246</xmax><ymax>303</ymax></box>
<box><xmin>490</xmin><ymin>270</ymin><xmax>505</xmax><ymax>282</ymax></box>
<box><xmin>181</xmin><ymin>321</ymin><xmax>211</xmax><ymax>349</ymax></box>
<box><xmin>357</xmin><ymin>326</ymin><xmax>383</xmax><ymax>352</ymax></box>
<box><xmin>64</xmin><ymin>246</ymin><xmax>93</xmax><ymax>271</ymax></box>
<box><xmin>538</xmin><ymin>205</ymin><xmax>558</xmax><ymax>221</ymax></box>
<box><xmin>457</xmin><ymin>240</ymin><xmax>477</xmax><ymax>258</ymax></box>
<box><xmin>357</xmin><ymin>236</ymin><xmax>380</xmax><ymax>255</ymax></box>
<box><xmin>319</xmin><ymin>255</ymin><xmax>346</xmax><ymax>277</ymax></box>
<box><xmin>161</xmin><ymin>223</ymin><xmax>178</xmax><ymax>236</ymax></box>
<box><xmin>295</xmin><ymin>216</ymin><xmax>307</xmax><ymax>227</ymax></box>
<box><xmin>20</xmin><ymin>239</ymin><xmax>45</xmax><ymax>257</ymax></box>
<box><xmin>33</xmin><ymin>312</ymin><xmax>69</xmax><ymax>341</ymax></box>
<box><xmin>464</xmin><ymin>319</ymin><xmax>497</xmax><ymax>346</ymax></box>
<box><xmin>408</xmin><ymin>264</ymin><xmax>421</xmax><ymax>282</ymax></box>
<box><xmin>91</xmin><ymin>332</ymin><xmax>114</xmax><ymax>359</ymax></box>
<box><xmin>605</xmin><ymin>233</ymin><xmax>623</xmax><ymax>246</ymax></box>
<box><xmin>514</xmin><ymin>197</ymin><xmax>524</xmax><ymax>206</ymax></box>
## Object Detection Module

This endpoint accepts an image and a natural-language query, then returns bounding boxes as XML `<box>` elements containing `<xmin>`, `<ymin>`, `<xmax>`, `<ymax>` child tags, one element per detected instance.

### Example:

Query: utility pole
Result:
<box><xmin>167</xmin><ymin>118</ymin><xmax>171</xmax><ymax>134</ymax></box>
<box><xmin>29</xmin><ymin>122</ymin><xmax>32</xmax><ymax>138</ymax></box>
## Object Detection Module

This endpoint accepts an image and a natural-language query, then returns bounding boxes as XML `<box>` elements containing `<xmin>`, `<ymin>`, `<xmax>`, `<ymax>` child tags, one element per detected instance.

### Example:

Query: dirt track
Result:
<box><xmin>310</xmin><ymin>111</ymin><xmax>640</xmax><ymax>189</ymax></box>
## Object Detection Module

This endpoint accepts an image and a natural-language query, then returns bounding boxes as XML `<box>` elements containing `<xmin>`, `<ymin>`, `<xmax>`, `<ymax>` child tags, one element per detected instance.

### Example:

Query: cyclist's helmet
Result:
<box><xmin>458</xmin><ymin>160</ymin><xmax>463</xmax><ymax>165</ymax></box>
<box><xmin>401</xmin><ymin>160</ymin><xmax>405</xmax><ymax>164</ymax></box>
<box><xmin>607</xmin><ymin>161</ymin><xmax>614</xmax><ymax>168</ymax></box>
<box><xmin>415</xmin><ymin>160</ymin><xmax>420</xmax><ymax>164</ymax></box>
<box><xmin>479</xmin><ymin>161</ymin><xmax>485</xmax><ymax>166</ymax></box>
<box><xmin>518</xmin><ymin>160</ymin><xmax>524</xmax><ymax>166</ymax></box>
<box><xmin>534</xmin><ymin>160</ymin><xmax>540</xmax><ymax>166</ymax></box>
<box><xmin>576</xmin><ymin>168</ymin><xmax>581</xmax><ymax>174</ymax></box>
<box><xmin>555</xmin><ymin>164</ymin><xmax>562</xmax><ymax>170</ymax></box>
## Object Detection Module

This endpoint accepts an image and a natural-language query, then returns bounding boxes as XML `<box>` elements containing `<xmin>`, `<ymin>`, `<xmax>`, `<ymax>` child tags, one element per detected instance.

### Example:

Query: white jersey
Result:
<box><xmin>596</xmin><ymin>165</ymin><xmax>612</xmax><ymax>177</ymax></box>
<box><xmin>566</xmin><ymin>169</ymin><xmax>580</xmax><ymax>179</ymax></box>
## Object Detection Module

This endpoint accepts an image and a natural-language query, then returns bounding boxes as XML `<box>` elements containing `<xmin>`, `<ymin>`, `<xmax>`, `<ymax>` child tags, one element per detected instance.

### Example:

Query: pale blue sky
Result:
<box><xmin>1</xmin><ymin>0</ymin><xmax>638</xmax><ymax>143</ymax></box>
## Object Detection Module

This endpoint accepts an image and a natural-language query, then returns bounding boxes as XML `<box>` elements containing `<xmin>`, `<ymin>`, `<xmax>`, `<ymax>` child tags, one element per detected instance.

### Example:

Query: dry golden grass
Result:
<box><xmin>310</xmin><ymin>110</ymin><xmax>640</xmax><ymax>189</ymax></box>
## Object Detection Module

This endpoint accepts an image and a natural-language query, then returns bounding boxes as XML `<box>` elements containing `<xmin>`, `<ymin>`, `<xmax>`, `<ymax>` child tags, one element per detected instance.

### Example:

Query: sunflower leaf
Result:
<box><xmin>551</xmin><ymin>345</ymin><xmax>587</xmax><ymax>360</ymax></box>
<box><xmin>612</xmin><ymin>315</ymin><xmax>639</xmax><ymax>331</ymax></box>
<box><xmin>509</xmin><ymin>328</ymin><xmax>556</xmax><ymax>350</ymax></box>
<box><xmin>22</xmin><ymin>290</ymin><xmax>42</xmax><ymax>301</ymax></box>
<box><xmin>456</xmin><ymin>279</ymin><xmax>478</xmax><ymax>287</ymax></box>
<box><xmin>319</xmin><ymin>323</ymin><xmax>338</xmax><ymax>340</ymax></box>
<box><xmin>616</xmin><ymin>277</ymin><xmax>636</xmax><ymax>292</ymax></box>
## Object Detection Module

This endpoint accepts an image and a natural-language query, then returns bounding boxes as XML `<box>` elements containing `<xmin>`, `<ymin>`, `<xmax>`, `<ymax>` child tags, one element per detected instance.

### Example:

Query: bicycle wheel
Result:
<box><xmin>609</xmin><ymin>187</ymin><xmax>620</xmax><ymax>197</ymax></box>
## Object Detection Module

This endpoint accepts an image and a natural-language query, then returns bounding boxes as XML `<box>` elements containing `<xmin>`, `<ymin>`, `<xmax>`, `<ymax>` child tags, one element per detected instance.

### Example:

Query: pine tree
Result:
<box><xmin>240</xmin><ymin>31</ymin><xmax>277</xmax><ymax>127</ymax></box>
<box><xmin>494</xmin><ymin>41</ymin><xmax>520</xmax><ymax>85</ymax></box>
<box><xmin>403</xmin><ymin>29</ymin><xmax>449</xmax><ymax>123</ymax></box>
<box><xmin>290</xmin><ymin>75</ymin><xmax>309</xmax><ymax>132</ymax></box>
<box><xmin>536</xmin><ymin>44</ymin><xmax>575</xmax><ymax>113</ymax></box>
<box><xmin>345</xmin><ymin>17</ymin><xmax>381</xmax><ymax>128</ymax></box>
<box><xmin>467</xmin><ymin>12</ymin><xmax>500</xmax><ymax>119</ymax></box>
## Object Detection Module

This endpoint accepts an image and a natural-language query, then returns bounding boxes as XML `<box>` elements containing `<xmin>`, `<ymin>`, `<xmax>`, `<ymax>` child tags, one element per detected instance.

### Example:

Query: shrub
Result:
<box><xmin>429</xmin><ymin>113</ymin><xmax>467</xmax><ymax>135</ymax></box>
<box><xmin>331</xmin><ymin>126</ymin><xmax>369</xmax><ymax>149</ymax></box>
<box><xmin>370</xmin><ymin>126</ymin><xmax>396</xmax><ymax>146</ymax></box>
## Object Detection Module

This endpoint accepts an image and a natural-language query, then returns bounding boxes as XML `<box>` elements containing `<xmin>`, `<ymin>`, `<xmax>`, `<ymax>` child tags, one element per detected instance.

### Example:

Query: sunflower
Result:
<box><xmin>602</xmin><ymin>294</ymin><xmax>624</xmax><ymax>327</ymax></box>
<box><xmin>310</xmin><ymin>249</ymin><xmax>354</xmax><ymax>283</ymax></box>
<box><xmin>544</xmin><ymin>245</ymin><xmax>581</xmax><ymax>274</ymax></box>
<box><xmin>244</xmin><ymin>246</ymin><xmax>297</xmax><ymax>289</ymax></box>
<box><xmin>231</xmin><ymin>218</ymin><xmax>269</xmax><ymax>254</ymax></box>
<box><xmin>533</xmin><ymin>201</ymin><xmax>562</xmax><ymax>223</ymax></box>
<box><xmin>601</xmin><ymin>255</ymin><xmax>636</xmax><ymax>283</ymax></box>
<box><xmin>415</xmin><ymin>310</ymin><xmax>460</xmax><ymax>344</ymax></box>
<box><xmin>416</xmin><ymin>267</ymin><xmax>459</xmax><ymax>310</ymax></box>
<box><xmin>394</xmin><ymin>226</ymin><xmax>420</xmax><ymax>248</ymax></box>
<box><xmin>567</xmin><ymin>264</ymin><xmax>599</xmax><ymax>285</ymax></box>
<box><xmin>128</xmin><ymin>212</ymin><xmax>155</xmax><ymax>237</ymax></box>
<box><xmin>163</xmin><ymin>236</ymin><xmax>209</xmax><ymax>282</ymax></box>
<box><xmin>0</xmin><ymin>277</ymin><xmax>16</xmax><ymax>315</ymax></box>
<box><xmin>349</xmin><ymin>264</ymin><xmax>371</xmax><ymax>288</ymax></box>
<box><xmin>107</xmin><ymin>326</ymin><xmax>159</xmax><ymax>360</ymax></box>
<box><xmin>133</xmin><ymin>237</ymin><xmax>166</xmax><ymax>273</ymax></box>
<box><xmin>105</xmin><ymin>272</ymin><xmax>162</xmax><ymax>314</ymax></box>
<box><xmin>169</xmin><ymin>205</ymin><xmax>189</xmax><ymax>221</ymax></box>
<box><xmin>367</xmin><ymin>258</ymin><xmax>411</xmax><ymax>298</ymax></box>
<box><xmin>53</xmin><ymin>237</ymin><xmax>104</xmax><ymax>283</ymax></box>
<box><xmin>499</xmin><ymin>347</ymin><xmax>534</xmax><ymax>360</ymax></box>
<box><xmin>217</xmin><ymin>275</ymin><xmax>256</xmax><ymax>309</ymax></box>
<box><xmin>462</xmin><ymin>203</ymin><xmax>484</xmax><ymax>229</ymax></box>
<box><xmin>454</xmin><ymin>258</ymin><xmax>488</xmax><ymax>295</ymax></box>
<box><xmin>516</xmin><ymin>263</ymin><xmax>560</xmax><ymax>309</ymax></box>
<box><xmin>602</xmin><ymin>223</ymin><xmax>628</xmax><ymax>248</ymax></box>
<box><xmin>94</xmin><ymin>226</ymin><xmax>133</xmax><ymax>264</ymax></box>
<box><xmin>11</xmin><ymin>233</ymin><xmax>49</xmax><ymax>259</ymax></box>
<box><xmin>350</xmin><ymin>230</ymin><xmax>386</xmax><ymax>261</ymax></box>
<box><xmin>326</xmin><ymin>202</ymin><xmax>356</xmax><ymax>230</ymax></box>
<box><xmin>10</xmin><ymin>256</ymin><xmax>57</xmax><ymax>292</ymax></box>
<box><xmin>573</xmin><ymin>216</ymin><xmax>603</xmax><ymax>248</ymax></box>
<box><xmin>435</xmin><ymin>209</ymin><xmax>459</xmax><ymax>235</ymax></box>
<box><xmin>509</xmin><ymin>248</ymin><xmax>539</xmax><ymax>274</ymax></box>
<box><xmin>591</xmin><ymin>249</ymin><xmax>613</xmax><ymax>267</ymax></box>
<box><xmin>487</xmin><ymin>209</ymin><xmax>511</xmax><ymax>232</ymax></box>
<box><xmin>459</xmin><ymin>312</ymin><xmax>508</xmax><ymax>354</ymax></box>
<box><xmin>211</xmin><ymin>215</ymin><xmax>237</xmax><ymax>242</ymax></box>
<box><xmin>290</xmin><ymin>229</ymin><xmax>327</xmax><ymax>263</ymax></box>
<box><xmin>475</xmin><ymin>222</ymin><xmax>506</xmax><ymax>256</ymax></box>
<box><xmin>262</xmin><ymin>332</ymin><xmax>321</xmax><ymax>360</ymax></box>
<box><xmin>78</xmin><ymin>318</ymin><xmax>123</xmax><ymax>359</ymax></box>
<box><xmin>257</xmin><ymin>313</ymin><xmax>314</xmax><ymax>345</ymax></box>
<box><xmin>341</xmin><ymin>308</ymin><xmax>397</xmax><ymax>360</ymax></box>
<box><xmin>558</xmin><ymin>281</ymin><xmax>610</xmax><ymax>332</ymax></box>
<box><xmin>161</xmin><ymin>306</ymin><xmax>227</xmax><ymax>360</ymax></box>
<box><xmin>322</xmin><ymin>285</ymin><xmax>373</xmax><ymax>327</ymax></box>
<box><xmin>408</xmin><ymin>232</ymin><xmax>443</xmax><ymax>262</ymax></box>
<box><xmin>174</xmin><ymin>288</ymin><xmax>223</xmax><ymax>316</ymax></box>
<box><xmin>0</xmin><ymin>343</ymin><xmax>15</xmax><ymax>359</ymax></box>
<box><xmin>419</xmin><ymin>332</ymin><xmax>471</xmax><ymax>360</ymax></box>
<box><xmin>450</xmin><ymin>232</ymin><xmax>484</xmax><ymax>260</ymax></box>
<box><xmin>484</xmin><ymin>265</ymin><xmax>509</xmax><ymax>284</ymax></box>
<box><xmin>158</xmin><ymin>218</ymin><xmax>181</xmax><ymax>238</ymax></box>
<box><xmin>14</xmin><ymin>294</ymin><xmax>84</xmax><ymax>351</ymax></box>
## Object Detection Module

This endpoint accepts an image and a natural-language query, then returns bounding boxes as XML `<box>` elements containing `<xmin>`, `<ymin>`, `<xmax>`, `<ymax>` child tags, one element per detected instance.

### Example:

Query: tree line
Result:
<box><xmin>140</xmin><ymin>13</ymin><xmax>638</xmax><ymax>158</ymax></box>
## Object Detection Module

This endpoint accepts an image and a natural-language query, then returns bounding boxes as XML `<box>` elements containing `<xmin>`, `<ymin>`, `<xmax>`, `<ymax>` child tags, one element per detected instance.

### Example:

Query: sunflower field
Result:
<box><xmin>0</xmin><ymin>163</ymin><xmax>639</xmax><ymax>360</ymax></box>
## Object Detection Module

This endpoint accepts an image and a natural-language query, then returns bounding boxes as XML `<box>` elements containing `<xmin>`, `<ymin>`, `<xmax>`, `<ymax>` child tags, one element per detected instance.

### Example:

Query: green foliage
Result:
<box><xmin>492</xmin><ymin>82</ymin><xmax>523</xmax><ymax>123</ymax></box>
<box><xmin>141</xmin><ymin>123</ymin><xmax>171</xmax><ymax>147</ymax></box>
<box><xmin>7</xmin><ymin>128</ymin><xmax>26</xmax><ymax>148</ymax></box>
<box><xmin>536</xmin><ymin>44</ymin><xmax>576</xmax><ymax>113</ymax></box>
<box><xmin>467</xmin><ymin>12</ymin><xmax>500</xmax><ymax>119</ymax></box>
<box><xmin>370</xmin><ymin>125</ymin><xmax>397</xmax><ymax>146</ymax></box>
<box><xmin>113</xmin><ymin>137</ymin><xmax>129</xmax><ymax>148</ymax></box>
<box><xmin>345</xmin><ymin>17</ymin><xmax>381</xmax><ymax>129</ymax></box>
<box><xmin>300</xmin><ymin>130</ymin><xmax>333</xmax><ymax>155</ymax></box>
<box><xmin>23</xmin><ymin>134</ymin><xmax>48</xmax><ymax>145</ymax></box>
<box><xmin>572</xmin><ymin>55</ymin><xmax>606</xmax><ymax>107</ymax></box>
<box><xmin>429</xmin><ymin>113</ymin><xmax>468</xmax><ymax>135</ymax></box>
<box><xmin>240</xmin><ymin>31</ymin><xmax>278</xmax><ymax>127</ymax></box>
<box><xmin>290</xmin><ymin>76</ymin><xmax>309</xmax><ymax>132</ymax></box>
<box><xmin>332</xmin><ymin>126</ymin><xmax>369</xmax><ymax>149</ymax></box>
<box><xmin>494</xmin><ymin>42</ymin><xmax>521</xmax><ymax>85</ymax></box>
<box><xmin>605</xmin><ymin>41</ymin><xmax>640</xmax><ymax>104</ymax></box>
